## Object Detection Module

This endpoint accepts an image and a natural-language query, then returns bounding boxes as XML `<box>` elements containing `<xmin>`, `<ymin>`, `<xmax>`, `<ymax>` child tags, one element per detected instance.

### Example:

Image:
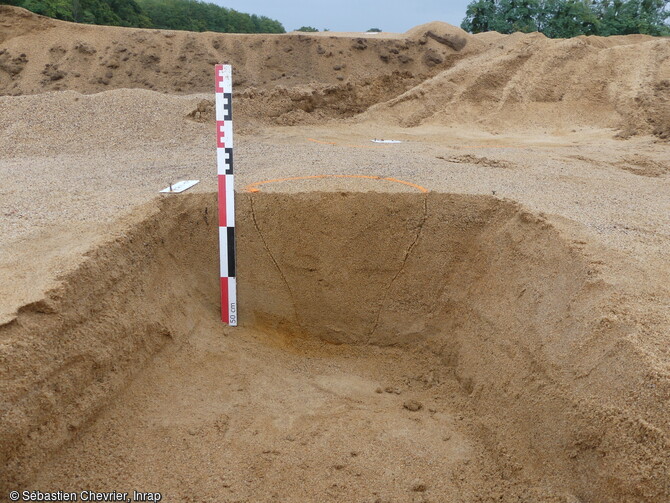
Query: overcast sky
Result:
<box><xmin>214</xmin><ymin>0</ymin><xmax>472</xmax><ymax>33</ymax></box>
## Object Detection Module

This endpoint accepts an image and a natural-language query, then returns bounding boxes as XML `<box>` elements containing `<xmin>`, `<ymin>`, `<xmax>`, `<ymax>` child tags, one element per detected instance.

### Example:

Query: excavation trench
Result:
<box><xmin>1</xmin><ymin>192</ymin><xmax>668</xmax><ymax>501</ymax></box>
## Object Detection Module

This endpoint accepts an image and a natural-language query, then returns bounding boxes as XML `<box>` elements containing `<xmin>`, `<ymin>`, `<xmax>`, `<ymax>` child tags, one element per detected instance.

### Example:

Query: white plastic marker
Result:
<box><xmin>159</xmin><ymin>180</ymin><xmax>200</xmax><ymax>193</ymax></box>
<box><xmin>215</xmin><ymin>64</ymin><xmax>237</xmax><ymax>326</ymax></box>
<box><xmin>371</xmin><ymin>139</ymin><xmax>402</xmax><ymax>144</ymax></box>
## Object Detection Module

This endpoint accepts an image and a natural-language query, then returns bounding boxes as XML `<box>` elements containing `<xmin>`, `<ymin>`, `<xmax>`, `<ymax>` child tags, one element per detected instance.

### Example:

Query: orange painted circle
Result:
<box><xmin>244</xmin><ymin>174</ymin><xmax>429</xmax><ymax>193</ymax></box>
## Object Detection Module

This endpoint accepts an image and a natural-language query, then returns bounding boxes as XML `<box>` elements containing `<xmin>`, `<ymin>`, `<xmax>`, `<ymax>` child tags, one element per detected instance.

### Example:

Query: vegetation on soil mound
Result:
<box><xmin>0</xmin><ymin>0</ymin><xmax>285</xmax><ymax>32</ymax></box>
<box><xmin>462</xmin><ymin>0</ymin><xmax>670</xmax><ymax>37</ymax></box>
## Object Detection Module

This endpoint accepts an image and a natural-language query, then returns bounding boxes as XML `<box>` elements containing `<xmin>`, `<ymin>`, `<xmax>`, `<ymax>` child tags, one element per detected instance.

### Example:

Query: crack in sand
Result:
<box><xmin>367</xmin><ymin>194</ymin><xmax>428</xmax><ymax>342</ymax></box>
<box><xmin>248</xmin><ymin>194</ymin><xmax>303</xmax><ymax>330</ymax></box>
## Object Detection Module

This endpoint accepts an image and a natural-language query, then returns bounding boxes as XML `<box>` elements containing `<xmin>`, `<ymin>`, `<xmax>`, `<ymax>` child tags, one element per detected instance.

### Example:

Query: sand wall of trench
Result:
<box><xmin>1</xmin><ymin>192</ymin><xmax>668</xmax><ymax>501</ymax></box>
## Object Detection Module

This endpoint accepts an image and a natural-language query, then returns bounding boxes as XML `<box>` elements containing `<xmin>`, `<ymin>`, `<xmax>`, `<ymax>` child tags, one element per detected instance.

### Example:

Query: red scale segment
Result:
<box><xmin>220</xmin><ymin>277</ymin><xmax>229</xmax><ymax>324</ymax></box>
<box><xmin>215</xmin><ymin>65</ymin><xmax>225</xmax><ymax>93</ymax></box>
<box><xmin>216</xmin><ymin>120</ymin><xmax>226</xmax><ymax>148</ymax></box>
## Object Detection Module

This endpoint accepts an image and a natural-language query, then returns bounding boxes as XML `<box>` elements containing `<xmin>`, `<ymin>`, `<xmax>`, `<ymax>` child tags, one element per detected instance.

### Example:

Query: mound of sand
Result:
<box><xmin>365</xmin><ymin>33</ymin><xmax>670</xmax><ymax>138</ymax></box>
<box><xmin>405</xmin><ymin>21</ymin><xmax>476</xmax><ymax>52</ymax></box>
<box><xmin>2</xmin><ymin>6</ymin><xmax>667</xmax><ymax>136</ymax></box>
<box><xmin>0</xmin><ymin>6</ymin><xmax>468</xmax><ymax>98</ymax></box>
<box><xmin>2</xmin><ymin>192</ymin><xmax>668</xmax><ymax>501</ymax></box>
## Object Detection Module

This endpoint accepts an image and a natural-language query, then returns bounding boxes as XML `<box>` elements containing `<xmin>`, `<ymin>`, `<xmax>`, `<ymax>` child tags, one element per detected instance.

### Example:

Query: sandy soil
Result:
<box><xmin>1</xmin><ymin>6</ymin><xmax>670</xmax><ymax>503</ymax></box>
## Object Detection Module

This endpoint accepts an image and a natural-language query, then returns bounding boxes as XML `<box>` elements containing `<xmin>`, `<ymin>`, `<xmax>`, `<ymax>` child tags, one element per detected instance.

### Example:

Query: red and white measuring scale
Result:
<box><xmin>215</xmin><ymin>64</ymin><xmax>237</xmax><ymax>325</ymax></box>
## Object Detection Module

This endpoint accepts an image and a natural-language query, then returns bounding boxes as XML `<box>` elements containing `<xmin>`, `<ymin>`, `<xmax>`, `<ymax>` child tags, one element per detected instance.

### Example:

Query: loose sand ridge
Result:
<box><xmin>1</xmin><ymin>6</ymin><xmax>668</xmax><ymax>136</ymax></box>
<box><xmin>364</xmin><ymin>32</ymin><xmax>670</xmax><ymax>139</ymax></box>
<box><xmin>0</xmin><ymin>7</ymin><xmax>477</xmax><ymax>126</ymax></box>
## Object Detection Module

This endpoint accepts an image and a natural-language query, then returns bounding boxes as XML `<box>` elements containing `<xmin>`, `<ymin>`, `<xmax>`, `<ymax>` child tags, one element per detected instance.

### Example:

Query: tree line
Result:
<box><xmin>461</xmin><ymin>0</ymin><xmax>669</xmax><ymax>37</ymax></box>
<box><xmin>0</xmin><ymin>0</ymin><xmax>286</xmax><ymax>33</ymax></box>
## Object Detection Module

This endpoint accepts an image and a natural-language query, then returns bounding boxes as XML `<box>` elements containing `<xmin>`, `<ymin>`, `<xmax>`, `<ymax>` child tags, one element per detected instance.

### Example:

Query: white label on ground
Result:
<box><xmin>160</xmin><ymin>180</ymin><xmax>200</xmax><ymax>193</ymax></box>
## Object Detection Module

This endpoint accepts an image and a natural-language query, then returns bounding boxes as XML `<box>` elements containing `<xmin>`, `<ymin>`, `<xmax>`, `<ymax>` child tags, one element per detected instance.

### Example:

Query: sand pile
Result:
<box><xmin>0</xmin><ymin>7</ymin><xmax>472</xmax><ymax>98</ymax></box>
<box><xmin>1</xmin><ymin>192</ymin><xmax>668</xmax><ymax>501</ymax></box>
<box><xmin>0</xmin><ymin>6</ymin><xmax>485</xmax><ymax>125</ymax></box>
<box><xmin>365</xmin><ymin>32</ymin><xmax>670</xmax><ymax>138</ymax></box>
<box><xmin>2</xmin><ymin>6</ymin><xmax>667</xmax><ymax>136</ymax></box>
<box><xmin>0</xmin><ymin>89</ymin><xmax>211</xmax><ymax>157</ymax></box>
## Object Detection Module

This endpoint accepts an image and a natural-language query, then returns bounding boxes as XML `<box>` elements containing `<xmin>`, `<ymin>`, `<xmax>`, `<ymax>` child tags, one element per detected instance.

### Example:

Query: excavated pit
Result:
<box><xmin>1</xmin><ymin>192</ymin><xmax>668</xmax><ymax>501</ymax></box>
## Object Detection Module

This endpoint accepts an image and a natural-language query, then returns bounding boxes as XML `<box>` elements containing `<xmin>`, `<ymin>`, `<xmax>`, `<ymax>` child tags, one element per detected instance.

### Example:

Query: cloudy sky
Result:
<box><xmin>214</xmin><ymin>0</ymin><xmax>472</xmax><ymax>33</ymax></box>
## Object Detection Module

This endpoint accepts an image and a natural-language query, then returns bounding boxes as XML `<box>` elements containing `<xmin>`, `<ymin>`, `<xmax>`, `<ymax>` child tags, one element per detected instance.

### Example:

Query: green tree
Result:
<box><xmin>0</xmin><ymin>0</ymin><xmax>285</xmax><ymax>33</ymax></box>
<box><xmin>296</xmin><ymin>26</ymin><xmax>318</xmax><ymax>31</ymax></box>
<box><xmin>367</xmin><ymin>27</ymin><xmax>382</xmax><ymax>32</ymax></box>
<box><xmin>499</xmin><ymin>0</ymin><xmax>541</xmax><ymax>32</ymax></box>
<box><xmin>19</xmin><ymin>0</ymin><xmax>74</xmax><ymax>20</ymax></box>
<box><xmin>461</xmin><ymin>0</ymin><xmax>501</xmax><ymax>33</ymax></box>
<box><xmin>461</xmin><ymin>0</ymin><xmax>669</xmax><ymax>36</ymax></box>
<box><xmin>595</xmin><ymin>0</ymin><xmax>669</xmax><ymax>35</ymax></box>
<box><xmin>540</xmin><ymin>0</ymin><xmax>599</xmax><ymax>36</ymax></box>
<box><xmin>136</xmin><ymin>0</ymin><xmax>284</xmax><ymax>32</ymax></box>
